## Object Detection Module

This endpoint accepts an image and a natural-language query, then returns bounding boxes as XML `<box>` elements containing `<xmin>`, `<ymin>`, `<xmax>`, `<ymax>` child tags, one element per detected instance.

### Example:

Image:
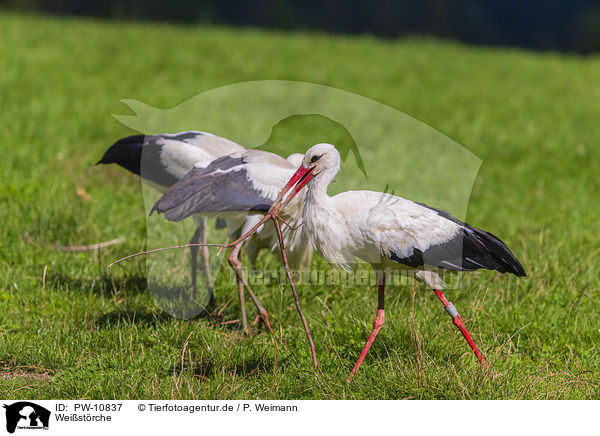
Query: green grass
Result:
<box><xmin>1</xmin><ymin>11</ymin><xmax>599</xmax><ymax>399</ymax></box>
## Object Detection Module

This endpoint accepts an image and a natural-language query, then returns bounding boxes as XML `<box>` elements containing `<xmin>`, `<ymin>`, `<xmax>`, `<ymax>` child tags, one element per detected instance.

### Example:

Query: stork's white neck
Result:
<box><xmin>298</xmin><ymin>145</ymin><xmax>342</xmax><ymax>252</ymax></box>
<box><xmin>301</xmin><ymin>159</ymin><xmax>347</xmax><ymax>268</ymax></box>
<box><xmin>306</xmin><ymin>165</ymin><xmax>338</xmax><ymax>207</ymax></box>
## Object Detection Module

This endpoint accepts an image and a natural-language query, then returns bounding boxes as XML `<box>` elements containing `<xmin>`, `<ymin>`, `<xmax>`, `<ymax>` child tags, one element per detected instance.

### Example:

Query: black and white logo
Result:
<box><xmin>3</xmin><ymin>402</ymin><xmax>50</xmax><ymax>433</ymax></box>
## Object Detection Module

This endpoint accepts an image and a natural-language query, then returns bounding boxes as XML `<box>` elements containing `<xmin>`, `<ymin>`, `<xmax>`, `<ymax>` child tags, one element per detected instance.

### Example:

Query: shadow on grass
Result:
<box><xmin>169</xmin><ymin>355</ymin><xmax>283</xmax><ymax>381</ymax></box>
<box><xmin>94</xmin><ymin>309</ymin><xmax>172</xmax><ymax>328</ymax></box>
<box><xmin>230</xmin><ymin>356</ymin><xmax>279</xmax><ymax>377</ymax></box>
<box><xmin>333</xmin><ymin>326</ymin><xmax>472</xmax><ymax>370</ymax></box>
<box><xmin>167</xmin><ymin>355</ymin><xmax>216</xmax><ymax>380</ymax></box>
<box><xmin>91</xmin><ymin>297</ymin><xmax>253</xmax><ymax>335</ymax></box>
<box><xmin>44</xmin><ymin>271</ymin><xmax>148</xmax><ymax>297</ymax></box>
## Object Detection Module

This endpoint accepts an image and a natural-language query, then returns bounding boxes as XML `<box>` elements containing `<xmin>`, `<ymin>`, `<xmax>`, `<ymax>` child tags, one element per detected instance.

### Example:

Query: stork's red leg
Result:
<box><xmin>432</xmin><ymin>289</ymin><xmax>488</xmax><ymax>368</ymax></box>
<box><xmin>227</xmin><ymin>241</ymin><xmax>272</xmax><ymax>333</ymax></box>
<box><xmin>347</xmin><ymin>273</ymin><xmax>386</xmax><ymax>383</ymax></box>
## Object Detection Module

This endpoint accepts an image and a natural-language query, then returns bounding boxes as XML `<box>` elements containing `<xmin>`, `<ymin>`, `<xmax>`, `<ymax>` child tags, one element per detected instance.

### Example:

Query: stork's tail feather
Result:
<box><xmin>408</xmin><ymin>202</ymin><xmax>526</xmax><ymax>277</ymax></box>
<box><xmin>389</xmin><ymin>223</ymin><xmax>526</xmax><ymax>277</ymax></box>
<box><xmin>466</xmin><ymin>227</ymin><xmax>526</xmax><ymax>277</ymax></box>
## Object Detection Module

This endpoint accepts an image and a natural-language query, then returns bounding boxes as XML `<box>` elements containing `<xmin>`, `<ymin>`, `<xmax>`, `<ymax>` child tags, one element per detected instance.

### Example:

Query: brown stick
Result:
<box><xmin>216</xmin><ymin>213</ymin><xmax>273</xmax><ymax>256</ymax></box>
<box><xmin>54</xmin><ymin>238</ymin><xmax>123</xmax><ymax>252</ymax></box>
<box><xmin>272</xmin><ymin>217</ymin><xmax>319</xmax><ymax>370</ymax></box>
<box><xmin>108</xmin><ymin>213</ymin><xmax>276</xmax><ymax>270</ymax></box>
<box><xmin>23</xmin><ymin>235</ymin><xmax>123</xmax><ymax>252</ymax></box>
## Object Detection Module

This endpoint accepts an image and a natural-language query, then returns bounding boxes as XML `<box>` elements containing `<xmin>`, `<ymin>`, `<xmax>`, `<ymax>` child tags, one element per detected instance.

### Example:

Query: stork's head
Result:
<box><xmin>276</xmin><ymin>143</ymin><xmax>340</xmax><ymax>208</ymax></box>
<box><xmin>300</xmin><ymin>143</ymin><xmax>339</xmax><ymax>176</ymax></box>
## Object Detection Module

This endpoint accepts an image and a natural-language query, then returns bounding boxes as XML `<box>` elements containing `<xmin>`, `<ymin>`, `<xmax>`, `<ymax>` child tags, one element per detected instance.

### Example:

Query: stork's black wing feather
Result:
<box><xmin>389</xmin><ymin>203</ymin><xmax>526</xmax><ymax>277</ymax></box>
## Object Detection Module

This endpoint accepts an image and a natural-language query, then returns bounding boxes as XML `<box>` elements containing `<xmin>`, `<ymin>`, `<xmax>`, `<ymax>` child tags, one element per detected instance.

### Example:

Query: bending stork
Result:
<box><xmin>97</xmin><ymin>131</ymin><xmax>247</xmax><ymax>307</ymax></box>
<box><xmin>277</xmin><ymin>143</ymin><xmax>526</xmax><ymax>381</ymax></box>
<box><xmin>153</xmin><ymin>149</ymin><xmax>313</xmax><ymax>334</ymax></box>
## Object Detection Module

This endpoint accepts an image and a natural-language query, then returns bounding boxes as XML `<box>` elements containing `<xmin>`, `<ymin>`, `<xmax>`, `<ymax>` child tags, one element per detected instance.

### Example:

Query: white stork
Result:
<box><xmin>276</xmin><ymin>143</ymin><xmax>526</xmax><ymax>381</ymax></box>
<box><xmin>152</xmin><ymin>149</ymin><xmax>313</xmax><ymax>334</ymax></box>
<box><xmin>98</xmin><ymin>131</ymin><xmax>243</xmax><ymax>305</ymax></box>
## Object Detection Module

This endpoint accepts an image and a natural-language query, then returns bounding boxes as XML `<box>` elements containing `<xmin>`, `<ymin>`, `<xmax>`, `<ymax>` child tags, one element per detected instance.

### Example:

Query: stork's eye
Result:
<box><xmin>310</xmin><ymin>154</ymin><xmax>323</xmax><ymax>164</ymax></box>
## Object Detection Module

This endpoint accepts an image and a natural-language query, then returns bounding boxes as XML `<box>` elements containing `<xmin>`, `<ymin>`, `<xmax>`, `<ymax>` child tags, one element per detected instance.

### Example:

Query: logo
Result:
<box><xmin>3</xmin><ymin>402</ymin><xmax>50</xmax><ymax>433</ymax></box>
<box><xmin>112</xmin><ymin>80</ymin><xmax>481</xmax><ymax>318</ymax></box>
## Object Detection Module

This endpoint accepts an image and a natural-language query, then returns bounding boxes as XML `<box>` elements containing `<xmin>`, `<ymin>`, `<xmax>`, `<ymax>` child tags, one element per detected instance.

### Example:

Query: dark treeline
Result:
<box><xmin>3</xmin><ymin>0</ymin><xmax>600</xmax><ymax>53</ymax></box>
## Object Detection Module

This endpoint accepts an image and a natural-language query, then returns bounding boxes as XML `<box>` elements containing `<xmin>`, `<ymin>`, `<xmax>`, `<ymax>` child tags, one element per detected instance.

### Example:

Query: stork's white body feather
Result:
<box><xmin>304</xmin><ymin>189</ymin><xmax>459</xmax><ymax>271</ymax></box>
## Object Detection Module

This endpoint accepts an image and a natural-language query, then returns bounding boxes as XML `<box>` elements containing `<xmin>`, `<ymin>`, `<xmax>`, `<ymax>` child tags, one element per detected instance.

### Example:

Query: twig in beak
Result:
<box><xmin>278</xmin><ymin>216</ymin><xmax>304</xmax><ymax>231</ymax></box>
<box><xmin>273</xmin><ymin>217</ymin><xmax>320</xmax><ymax>371</ymax></box>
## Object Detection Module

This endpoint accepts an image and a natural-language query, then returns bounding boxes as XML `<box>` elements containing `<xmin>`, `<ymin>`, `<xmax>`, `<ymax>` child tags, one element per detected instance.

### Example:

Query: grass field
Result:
<box><xmin>1</xmin><ymin>12</ymin><xmax>599</xmax><ymax>400</ymax></box>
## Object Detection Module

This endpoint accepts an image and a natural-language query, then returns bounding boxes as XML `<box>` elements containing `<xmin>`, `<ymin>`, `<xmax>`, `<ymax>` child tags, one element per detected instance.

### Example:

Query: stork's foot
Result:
<box><xmin>252</xmin><ymin>309</ymin><xmax>273</xmax><ymax>333</ymax></box>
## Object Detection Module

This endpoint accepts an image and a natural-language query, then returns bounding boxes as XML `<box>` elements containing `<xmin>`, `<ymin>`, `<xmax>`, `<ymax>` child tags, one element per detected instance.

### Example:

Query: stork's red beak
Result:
<box><xmin>274</xmin><ymin>165</ymin><xmax>314</xmax><ymax>210</ymax></box>
<box><xmin>283</xmin><ymin>165</ymin><xmax>311</xmax><ymax>192</ymax></box>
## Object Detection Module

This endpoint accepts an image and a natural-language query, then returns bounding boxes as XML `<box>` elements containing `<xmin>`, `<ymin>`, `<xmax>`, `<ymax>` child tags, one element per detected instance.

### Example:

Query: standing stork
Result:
<box><xmin>153</xmin><ymin>149</ymin><xmax>313</xmax><ymax>334</ymax></box>
<box><xmin>275</xmin><ymin>143</ymin><xmax>526</xmax><ymax>381</ymax></box>
<box><xmin>98</xmin><ymin>131</ymin><xmax>244</xmax><ymax>307</ymax></box>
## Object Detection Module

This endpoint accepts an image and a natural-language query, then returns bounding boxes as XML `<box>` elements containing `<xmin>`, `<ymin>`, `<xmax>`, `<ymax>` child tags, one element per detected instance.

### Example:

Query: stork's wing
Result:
<box><xmin>167</xmin><ymin>131</ymin><xmax>245</xmax><ymax>156</ymax></box>
<box><xmin>151</xmin><ymin>155</ymin><xmax>274</xmax><ymax>222</ymax></box>
<box><xmin>366</xmin><ymin>194</ymin><xmax>526</xmax><ymax>276</ymax></box>
<box><xmin>98</xmin><ymin>131</ymin><xmax>245</xmax><ymax>188</ymax></box>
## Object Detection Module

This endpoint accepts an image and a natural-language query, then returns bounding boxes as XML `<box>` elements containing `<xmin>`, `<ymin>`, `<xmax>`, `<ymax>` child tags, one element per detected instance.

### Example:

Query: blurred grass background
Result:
<box><xmin>0</xmin><ymin>12</ymin><xmax>599</xmax><ymax>399</ymax></box>
<box><xmin>4</xmin><ymin>0</ymin><xmax>600</xmax><ymax>53</ymax></box>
